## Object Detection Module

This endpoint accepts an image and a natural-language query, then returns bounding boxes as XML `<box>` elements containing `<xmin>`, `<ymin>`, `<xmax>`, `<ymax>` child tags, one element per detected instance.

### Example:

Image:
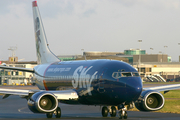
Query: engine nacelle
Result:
<box><xmin>135</xmin><ymin>90</ymin><xmax>165</xmax><ymax>111</ymax></box>
<box><xmin>28</xmin><ymin>91</ymin><xmax>58</xmax><ymax>113</ymax></box>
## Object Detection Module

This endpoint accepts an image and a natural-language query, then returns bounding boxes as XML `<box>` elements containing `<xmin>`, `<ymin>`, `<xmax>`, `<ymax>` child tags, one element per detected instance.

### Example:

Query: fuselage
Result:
<box><xmin>33</xmin><ymin>59</ymin><xmax>142</xmax><ymax>105</ymax></box>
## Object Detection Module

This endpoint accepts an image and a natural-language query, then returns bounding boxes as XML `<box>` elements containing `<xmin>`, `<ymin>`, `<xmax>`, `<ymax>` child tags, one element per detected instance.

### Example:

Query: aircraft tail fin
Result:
<box><xmin>32</xmin><ymin>1</ymin><xmax>59</xmax><ymax>64</ymax></box>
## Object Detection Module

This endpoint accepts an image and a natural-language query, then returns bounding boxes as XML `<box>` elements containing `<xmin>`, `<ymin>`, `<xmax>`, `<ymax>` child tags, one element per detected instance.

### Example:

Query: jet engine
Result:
<box><xmin>135</xmin><ymin>90</ymin><xmax>165</xmax><ymax>111</ymax></box>
<box><xmin>28</xmin><ymin>91</ymin><xmax>58</xmax><ymax>113</ymax></box>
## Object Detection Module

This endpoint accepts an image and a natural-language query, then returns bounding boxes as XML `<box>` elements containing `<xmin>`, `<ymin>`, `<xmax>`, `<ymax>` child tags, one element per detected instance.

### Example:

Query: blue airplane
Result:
<box><xmin>0</xmin><ymin>1</ymin><xmax>180</xmax><ymax>119</ymax></box>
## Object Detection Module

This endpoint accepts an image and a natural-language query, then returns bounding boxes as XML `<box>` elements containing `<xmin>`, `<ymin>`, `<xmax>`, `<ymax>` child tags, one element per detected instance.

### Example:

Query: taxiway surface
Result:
<box><xmin>0</xmin><ymin>85</ymin><xmax>180</xmax><ymax>120</ymax></box>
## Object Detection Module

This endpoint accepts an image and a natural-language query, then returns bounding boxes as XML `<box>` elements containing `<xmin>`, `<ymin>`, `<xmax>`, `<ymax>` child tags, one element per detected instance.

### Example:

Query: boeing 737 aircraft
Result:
<box><xmin>1</xmin><ymin>1</ymin><xmax>180</xmax><ymax>119</ymax></box>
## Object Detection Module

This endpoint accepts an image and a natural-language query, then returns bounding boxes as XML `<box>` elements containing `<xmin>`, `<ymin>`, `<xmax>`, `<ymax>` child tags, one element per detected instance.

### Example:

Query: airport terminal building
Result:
<box><xmin>57</xmin><ymin>49</ymin><xmax>179</xmax><ymax>82</ymax></box>
<box><xmin>0</xmin><ymin>59</ymin><xmax>36</xmax><ymax>85</ymax></box>
<box><xmin>0</xmin><ymin>49</ymin><xmax>180</xmax><ymax>85</ymax></box>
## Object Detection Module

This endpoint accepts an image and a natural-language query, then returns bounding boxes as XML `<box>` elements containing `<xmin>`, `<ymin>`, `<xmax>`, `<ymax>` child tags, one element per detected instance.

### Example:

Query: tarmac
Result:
<box><xmin>0</xmin><ymin>84</ymin><xmax>180</xmax><ymax>120</ymax></box>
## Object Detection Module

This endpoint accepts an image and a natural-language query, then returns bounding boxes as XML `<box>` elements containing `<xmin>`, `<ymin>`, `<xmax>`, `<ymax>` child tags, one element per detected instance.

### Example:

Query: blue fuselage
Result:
<box><xmin>34</xmin><ymin>59</ymin><xmax>142</xmax><ymax>106</ymax></box>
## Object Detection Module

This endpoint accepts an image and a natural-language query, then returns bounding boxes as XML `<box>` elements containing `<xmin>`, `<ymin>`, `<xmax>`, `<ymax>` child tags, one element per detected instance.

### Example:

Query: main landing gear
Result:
<box><xmin>101</xmin><ymin>106</ymin><xmax>117</xmax><ymax>117</ymax></box>
<box><xmin>46</xmin><ymin>107</ymin><xmax>61</xmax><ymax>118</ymax></box>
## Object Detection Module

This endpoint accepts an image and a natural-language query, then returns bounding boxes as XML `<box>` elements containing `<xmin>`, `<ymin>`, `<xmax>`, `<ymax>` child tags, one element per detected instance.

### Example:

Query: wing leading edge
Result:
<box><xmin>0</xmin><ymin>88</ymin><xmax>78</xmax><ymax>101</ymax></box>
<box><xmin>143</xmin><ymin>84</ymin><xmax>180</xmax><ymax>92</ymax></box>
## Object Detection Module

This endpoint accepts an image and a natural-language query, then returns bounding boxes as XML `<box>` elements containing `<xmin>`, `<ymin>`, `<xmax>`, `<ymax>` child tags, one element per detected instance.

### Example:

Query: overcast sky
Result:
<box><xmin>1</xmin><ymin>0</ymin><xmax>180</xmax><ymax>62</ymax></box>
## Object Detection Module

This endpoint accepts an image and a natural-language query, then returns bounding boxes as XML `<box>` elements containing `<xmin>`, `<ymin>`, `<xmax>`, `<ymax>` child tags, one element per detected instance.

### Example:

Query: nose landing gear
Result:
<box><xmin>118</xmin><ymin>109</ymin><xmax>127</xmax><ymax>119</ymax></box>
<box><xmin>118</xmin><ymin>104</ymin><xmax>127</xmax><ymax>119</ymax></box>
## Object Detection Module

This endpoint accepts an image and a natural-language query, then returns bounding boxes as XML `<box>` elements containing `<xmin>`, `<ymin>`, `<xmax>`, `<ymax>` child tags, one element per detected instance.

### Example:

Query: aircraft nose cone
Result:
<box><xmin>126</xmin><ymin>77</ymin><xmax>142</xmax><ymax>101</ymax></box>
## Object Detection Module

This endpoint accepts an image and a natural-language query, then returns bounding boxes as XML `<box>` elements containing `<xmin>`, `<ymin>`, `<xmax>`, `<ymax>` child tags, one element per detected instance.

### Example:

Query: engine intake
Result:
<box><xmin>28</xmin><ymin>91</ymin><xmax>58</xmax><ymax>113</ymax></box>
<box><xmin>135</xmin><ymin>90</ymin><xmax>165</xmax><ymax>111</ymax></box>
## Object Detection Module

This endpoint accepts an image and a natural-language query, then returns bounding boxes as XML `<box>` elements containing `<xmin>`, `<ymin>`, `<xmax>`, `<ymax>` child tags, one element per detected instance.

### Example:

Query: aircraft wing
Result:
<box><xmin>143</xmin><ymin>84</ymin><xmax>180</xmax><ymax>92</ymax></box>
<box><xmin>49</xmin><ymin>90</ymin><xmax>78</xmax><ymax>100</ymax></box>
<box><xmin>0</xmin><ymin>65</ymin><xmax>34</xmax><ymax>73</ymax></box>
<box><xmin>0</xmin><ymin>88</ymin><xmax>36</xmax><ymax>97</ymax></box>
<box><xmin>0</xmin><ymin>88</ymin><xmax>78</xmax><ymax>100</ymax></box>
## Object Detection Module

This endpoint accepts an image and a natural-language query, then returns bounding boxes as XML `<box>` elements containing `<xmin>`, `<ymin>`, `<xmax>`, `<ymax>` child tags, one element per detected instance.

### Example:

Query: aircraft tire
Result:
<box><xmin>46</xmin><ymin>112</ymin><xmax>53</xmax><ymax>118</ymax></box>
<box><xmin>102</xmin><ymin>106</ymin><xmax>108</xmax><ymax>117</ymax></box>
<box><xmin>118</xmin><ymin>110</ymin><xmax>127</xmax><ymax>119</ymax></box>
<box><xmin>55</xmin><ymin>107</ymin><xmax>61</xmax><ymax>118</ymax></box>
<box><xmin>118</xmin><ymin>111</ymin><xmax>122</xmax><ymax>119</ymax></box>
<box><xmin>110</xmin><ymin>106</ymin><xmax>116</xmax><ymax>117</ymax></box>
<box><xmin>124</xmin><ymin>111</ymin><xmax>127</xmax><ymax>119</ymax></box>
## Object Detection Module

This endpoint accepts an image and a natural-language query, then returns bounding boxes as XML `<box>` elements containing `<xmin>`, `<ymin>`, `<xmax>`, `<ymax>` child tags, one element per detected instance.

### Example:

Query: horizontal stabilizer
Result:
<box><xmin>0</xmin><ymin>65</ymin><xmax>34</xmax><ymax>73</ymax></box>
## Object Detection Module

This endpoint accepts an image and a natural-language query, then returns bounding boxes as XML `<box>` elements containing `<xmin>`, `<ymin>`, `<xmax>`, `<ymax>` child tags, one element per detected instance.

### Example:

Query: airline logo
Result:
<box><xmin>45</xmin><ymin>66</ymin><xmax>98</xmax><ymax>95</ymax></box>
<box><xmin>34</xmin><ymin>17</ymin><xmax>41</xmax><ymax>64</ymax></box>
<box><xmin>72</xmin><ymin>66</ymin><xmax>98</xmax><ymax>95</ymax></box>
<box><xmin>35</xmin><ymin>17</ymin><xmax>41</xmax><ymax>43</ymax></box>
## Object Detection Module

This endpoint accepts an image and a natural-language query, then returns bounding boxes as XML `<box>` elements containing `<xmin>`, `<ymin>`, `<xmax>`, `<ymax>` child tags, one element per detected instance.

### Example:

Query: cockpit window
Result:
<box><xmin>112</xmin><ymin>72</ymin><xmax>121</xmax><ymax>79</ymax></box>
<box><xmin>121</xmin><ymin>72</ymin><xmax>132</xmax><ymax>77</ymax></box>
<box><xmin>112</xmin><ymin>72</ymin><xmax>117</xmax><ymax>78</ymax></box>
<box><xmin>132</xmin><ymin>72</ymin><xmax>140</xmax><ymax>77</ymax></box>
<box><xmin>112</xmin><ymin>72</ymin><xmax>140</xmax><ymax>79</ymax></box>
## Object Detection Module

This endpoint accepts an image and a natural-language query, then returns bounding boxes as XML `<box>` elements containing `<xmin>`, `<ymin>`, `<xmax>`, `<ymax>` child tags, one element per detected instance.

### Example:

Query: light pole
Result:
<box><xmin>164</xmin><ymin>46</ymin><xmax>168</xmax><ymax>54</ymax></box>
<box><xmin>138</xmin><ymin>40</ymin><xmax>142</xmax><ymax>76</ymax></box>
<box><xmin>159</xmin><ymin>51</ymin><xmax>162</xmax><ymax>62</ymax></box>
<box><xmin>178</xmin><ymin>43</ymin><xmax>180</xmax><ymax>62</ymax></box>
<box><xmin>81</xmin><ymin>49</ymin><xmax>86</xmax><ymax>61</ymax></box>
<box><xmin>164</xmin><ymin>46</ymin><xmax>168</xmax><ymax>62</ymax></box>
<box><xmin>150</xmin><ymin>48</ymin><xmax>153</xmax><ymax>54</ymax></box>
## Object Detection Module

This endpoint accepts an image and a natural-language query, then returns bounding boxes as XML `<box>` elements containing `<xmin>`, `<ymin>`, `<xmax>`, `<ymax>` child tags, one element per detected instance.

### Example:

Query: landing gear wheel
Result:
<box><xmin>110</xmin><ymin>106</ymin><xmax>116</xmax><ymax>117</ymax></box>
<box><xmin>118</xmin><ymin>110</ymin><xmax>122</xmax><ymax>119</ymax></box>
<box><xmin>46</xmin><ymin>112</ymin><xmax>53</xmax><ymax>118</ymax></box>
<box><xmin>118</xmin><ymin>110</ymin><xmax>127</xmax><ymax>119</ymax></box>
<box><xmin>102</xmin><ymin>106</ymin><xmax>108</xmax><ymax>117</ymax></box>
<box><xmin>124</xmin><ymin>111</ymin><xmax>127</xmax><ymax>119</ymax></box>
<box><xmin>55</xmin><ymin>107</ymin><xmax>61</xmax><ymax>118</ymax></box>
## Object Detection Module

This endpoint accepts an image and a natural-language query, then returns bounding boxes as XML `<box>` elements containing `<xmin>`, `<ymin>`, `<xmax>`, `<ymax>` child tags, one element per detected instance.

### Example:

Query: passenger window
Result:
<box><xmin>121</xmin><ymin>72</ymin><xmax>132</xmax><ymax>77</ymax></box>
<box><xmin>132</xmin><ymin>72</ymin><xmax>140</xmax><ymax>77</ymax></box>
